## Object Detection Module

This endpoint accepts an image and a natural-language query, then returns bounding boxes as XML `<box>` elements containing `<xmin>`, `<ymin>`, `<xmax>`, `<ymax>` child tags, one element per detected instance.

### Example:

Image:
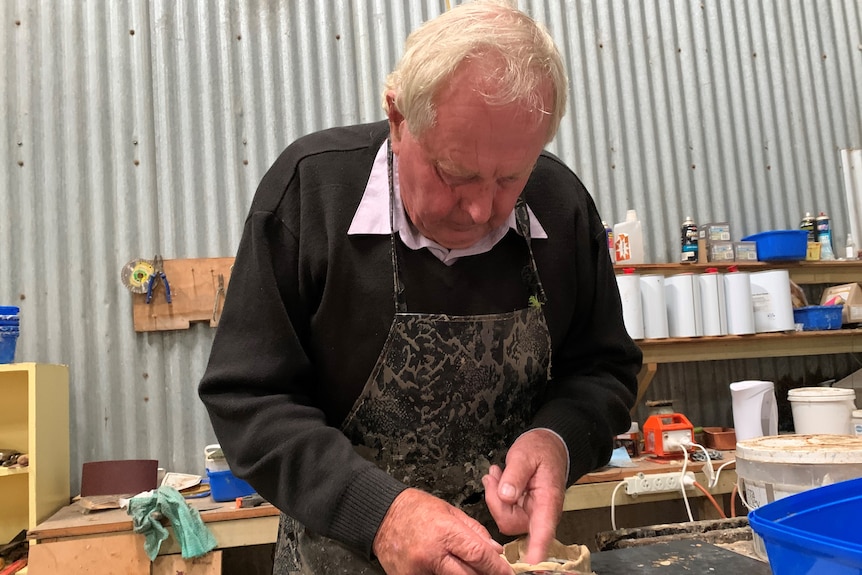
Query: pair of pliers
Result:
<box><xmin>146</xmin><ymin>255</ymin><xmax>173</xmax><ymax>304</ymax></box>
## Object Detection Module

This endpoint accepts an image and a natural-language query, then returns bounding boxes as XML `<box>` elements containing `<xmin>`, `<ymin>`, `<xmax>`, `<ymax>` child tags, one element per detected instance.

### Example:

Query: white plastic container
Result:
<box><xmin>615</xmin><ymin>271</ymin><xmax>644</xmax><ymax>339</ymax></box>
<box><xmin>613</xmin><ymin>209</ymin><xmax>645</xmax><ymax>265</ymax></box>
<box><xmin>853</xmin><ymin>410</ymin><xmax>862</xmax><ymax>436</ymax></box>
<box><xmin>736</xmin><ymin>434</ymin><xmax>862</xmax><ymax>560</ymax></box>
<box><xmin>723</xmin><ymin>271</ymin><xmax>756</xmax><ymax>335</ymax></box>
<box><xmin>749</xmin><ymin>269</ymin><xmax>796</xmax><ymax>333</ymax></box>
<box><xmin>698</xmin><ymin>271</ymin><xmax>728</xmax><ymax>336</ymax></box>
<box><xmin>788</xmin><ymin>387</ymin><xmax>856</xmax><ymax>435</ymax></box>
<box><xmin>664</xmin><ymin>273</ymin><xmax>703</xmax><ymax>338</ymax></box>
<box><xmin>639</xmin><ymin>274</ymin><xmax>669</xmax><ymax>339</ymax></box>
<box><xmin>204</xmin><ymin>443</ymin><xmax>231</xmax><ymax>473</ymax></box>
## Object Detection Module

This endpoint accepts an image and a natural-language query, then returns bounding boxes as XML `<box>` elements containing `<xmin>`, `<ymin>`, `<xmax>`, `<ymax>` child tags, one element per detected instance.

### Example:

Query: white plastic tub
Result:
<box><xmin>788</xmin><ymin>387</ymin><xmax>856</xmax><ymax>435</ymax></box>
<box><xmin>736</xmin><ymin>434</ymin><xmax>862</xmax><ymax>560</ymax></box>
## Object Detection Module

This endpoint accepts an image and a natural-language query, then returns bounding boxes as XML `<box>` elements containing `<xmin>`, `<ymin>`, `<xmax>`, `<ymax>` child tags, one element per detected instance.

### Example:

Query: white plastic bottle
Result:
<box><xmin>614</xmin><ymin>209</ymin><xmax>646</xmax><ymax>265</ymax></box>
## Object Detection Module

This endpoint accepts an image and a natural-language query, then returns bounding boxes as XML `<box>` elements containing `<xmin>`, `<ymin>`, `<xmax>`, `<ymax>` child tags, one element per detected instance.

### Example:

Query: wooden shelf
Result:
<box><xmin>0</xmin><ymin>363</ymin><xmax>69</xmax><ymax>543</ymax></box>
<box><xmin>621</xmin><ymin>261</ymin><xmax>862</xmax><ymax>405</ymax></box>
<box><xmin>620</xmin><ymin>260</ymin><xmax>862</xmax><ymax>285</ymax></box>
<box><xmin>639</xmin><ymin>329</ymin><xmax>862</xmax><ymax>364</ymax></box>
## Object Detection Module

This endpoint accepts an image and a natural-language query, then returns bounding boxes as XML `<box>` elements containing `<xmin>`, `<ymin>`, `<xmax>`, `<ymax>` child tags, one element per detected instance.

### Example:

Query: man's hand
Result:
<box><xmin>482</xmin><ymin>429</ymin><xmax>568</xmax><ymax>565</ymax></box>
<box><xmin>373</xmin><ymin>488</ymin><xmax>513</xmax><ymax>575</ymax></box>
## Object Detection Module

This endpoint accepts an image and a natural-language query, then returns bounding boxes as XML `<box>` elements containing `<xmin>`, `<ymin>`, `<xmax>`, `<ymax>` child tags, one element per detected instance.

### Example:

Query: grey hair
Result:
<box><xmin>382</xmin><ymin>0</ymin><xmax>568</xmax><ymax>143</ymax></box>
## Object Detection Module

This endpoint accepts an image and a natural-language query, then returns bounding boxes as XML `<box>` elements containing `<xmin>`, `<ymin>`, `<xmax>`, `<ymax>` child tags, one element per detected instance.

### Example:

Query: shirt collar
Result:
<box><xmin>348</xmin><ymin>142</ymin><xmax>547</xmax><ymax>265</ymax></box>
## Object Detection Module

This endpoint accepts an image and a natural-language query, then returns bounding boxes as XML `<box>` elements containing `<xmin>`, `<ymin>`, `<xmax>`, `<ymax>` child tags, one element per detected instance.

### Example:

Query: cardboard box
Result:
<box><xmin>820</xmin><ymin>282</ymin><xmax>862</xmax><ymax>324</ymax></box>
<box><xmin>734</xmin><ymin>241</ymin><xmax>758</xmax><ymax>261</ymax></box>
<box><xmin>699</xmin><ymin>222</ymin><xmax>732</xmax><ymax>245</ymax></box>
<box><xmin>709</xmin><ymin>241</ymin><xmax>735</xmax><ymax>262</ymax></box>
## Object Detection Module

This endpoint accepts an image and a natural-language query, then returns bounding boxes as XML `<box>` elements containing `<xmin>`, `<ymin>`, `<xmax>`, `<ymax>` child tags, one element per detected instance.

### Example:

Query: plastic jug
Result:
<box><xmin>614</xmin><ymin>209</ymin><xmax>645</xmax><ymax>265</ymax></box>
<box><xmin>730</xmin><ymin>380</ymin><xmax>778</xmax><ymax>442</ymax></box>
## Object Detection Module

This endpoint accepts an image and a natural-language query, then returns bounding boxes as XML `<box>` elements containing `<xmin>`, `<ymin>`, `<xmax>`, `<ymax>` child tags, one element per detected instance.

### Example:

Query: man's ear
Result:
<box><xmin>385</xmin><ymin>91</ymin><xmax>406</xmax><ymax>150</ymax></box>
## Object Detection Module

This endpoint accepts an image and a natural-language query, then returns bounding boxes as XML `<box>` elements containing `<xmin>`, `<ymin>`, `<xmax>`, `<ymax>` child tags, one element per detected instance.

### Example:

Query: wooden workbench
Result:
<box><xmin>566</xmin><ymin>452</ymin><xmax>737</xmax><ymax>515</ymax></box>
<box><xmin>27</xmin><ymin>497</ymin><xmax>279</xmax><ymax>574</ymax></box>
<box><xmin>26</xmin><ymin>454</ymin><xmax>734</xmax><ymax>574</ymax></box>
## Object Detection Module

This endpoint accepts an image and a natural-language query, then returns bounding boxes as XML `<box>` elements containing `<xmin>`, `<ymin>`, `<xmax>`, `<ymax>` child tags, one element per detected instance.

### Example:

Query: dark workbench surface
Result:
<box><xmin>592</xmin><ymin>539</ymin><xmax>772</xmax><ymax>574</ymax></box>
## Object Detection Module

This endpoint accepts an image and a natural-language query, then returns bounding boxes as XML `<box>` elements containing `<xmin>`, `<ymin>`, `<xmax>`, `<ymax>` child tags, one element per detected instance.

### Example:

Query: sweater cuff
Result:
<box><xmin>529</xmin><ymin>405</ymin><xmax>603</xmax><ymax>485</ymax></box>
<box><xmin>328</xmin><ymin>465</ymin><xmax>409</xmax><ymax>558</ymax></box>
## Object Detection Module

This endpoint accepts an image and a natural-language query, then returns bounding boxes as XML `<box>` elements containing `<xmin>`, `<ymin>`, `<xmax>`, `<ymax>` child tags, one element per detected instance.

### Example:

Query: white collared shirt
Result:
<box><xmin>348</xmin><ymin>142</ymin><xmax>548</xmax><ymax>265</ymax></box>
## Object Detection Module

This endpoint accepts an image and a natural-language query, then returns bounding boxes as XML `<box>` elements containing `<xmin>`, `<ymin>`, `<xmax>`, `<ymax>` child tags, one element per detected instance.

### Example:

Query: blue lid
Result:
<box><xmin>0</xmin><ymin>307</ymin><xmax>19</xmax><ymax>315</ymax></box>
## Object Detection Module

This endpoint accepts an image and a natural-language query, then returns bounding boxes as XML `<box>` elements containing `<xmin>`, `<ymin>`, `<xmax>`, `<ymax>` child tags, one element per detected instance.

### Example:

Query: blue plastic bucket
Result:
<box><xmin>0</xmin><ymin>306</ymin><xmax>19</xmax><ymax>328</ymax></box>
<box><xmin>749</xmin><ymin>476</ymin><xmax>862</xmax><ymax>575</ymax></box>
<box><xmin>0</xmin><ymin>326</ymin><xmax>19</xmax><ymax>364</ymax></box>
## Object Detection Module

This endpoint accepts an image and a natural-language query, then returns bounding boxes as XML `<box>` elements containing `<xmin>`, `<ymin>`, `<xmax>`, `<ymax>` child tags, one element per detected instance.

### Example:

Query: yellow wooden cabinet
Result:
<box><xmin>0</xmin><ymin>363</ymin><xmax>69</xmax><ymax>543</ymax></box>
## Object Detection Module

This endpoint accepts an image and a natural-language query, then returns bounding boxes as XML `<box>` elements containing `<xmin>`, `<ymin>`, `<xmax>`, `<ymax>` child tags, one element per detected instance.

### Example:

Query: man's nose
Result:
<box><xmin>460</xmin><ymin>182</ymin><xmax>495</xmax><ymax>223</ymax></box>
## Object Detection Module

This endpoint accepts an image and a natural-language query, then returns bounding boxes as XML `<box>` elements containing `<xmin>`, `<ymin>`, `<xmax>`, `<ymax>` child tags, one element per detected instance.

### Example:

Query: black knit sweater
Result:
<box><xmin>198</xmin><ymin>120</ymin><xmax>641</xmax><ymax>557</ymax></box>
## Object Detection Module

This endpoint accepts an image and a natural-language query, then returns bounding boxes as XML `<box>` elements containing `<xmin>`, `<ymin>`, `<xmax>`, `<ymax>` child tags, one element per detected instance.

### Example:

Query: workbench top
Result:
<box><xmin>28</xmin><ymin>496</ymin><xmax>279</xmax><ymax>541</ymax></box>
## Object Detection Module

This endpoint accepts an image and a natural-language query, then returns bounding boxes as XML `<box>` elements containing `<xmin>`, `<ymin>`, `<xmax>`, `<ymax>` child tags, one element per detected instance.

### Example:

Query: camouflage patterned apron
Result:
<box><xmin>274</xmin><ymin>141</ymin><xmax>552</xmax><ymax>575</ymax></box>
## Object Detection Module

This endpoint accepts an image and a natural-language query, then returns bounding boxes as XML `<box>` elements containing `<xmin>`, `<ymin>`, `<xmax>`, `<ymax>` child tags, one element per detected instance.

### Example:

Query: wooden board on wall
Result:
<box><xmin>131</xmin><ymin>258</ymin><xmax>234</xmax><ymax>332</ymax></box>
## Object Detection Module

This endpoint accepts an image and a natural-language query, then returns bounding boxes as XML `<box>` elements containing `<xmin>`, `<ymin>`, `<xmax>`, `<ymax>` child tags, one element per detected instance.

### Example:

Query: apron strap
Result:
<box><xmin>386</xmin><ymin>139</ymin><xmax>408</xmax><ymax>313</ymax></box>
<box><xmin>515</xmin><ymin>197</ymin><xmax>547</xmax><ymax>306</ymax></box>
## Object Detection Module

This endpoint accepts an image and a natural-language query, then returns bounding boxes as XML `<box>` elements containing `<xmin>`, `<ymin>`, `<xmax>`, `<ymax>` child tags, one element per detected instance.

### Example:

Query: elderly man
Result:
<box><xmin>199</xmin><ymin>1</ymin><xmax>641</xmax><ymax>573</ymax></box>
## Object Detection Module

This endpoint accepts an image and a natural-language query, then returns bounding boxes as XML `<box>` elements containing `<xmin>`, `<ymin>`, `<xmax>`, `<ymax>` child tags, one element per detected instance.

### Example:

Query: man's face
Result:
<box><xmin>387</xmin><ymin>67</ymin><xmax>552</xmax><ymax>250</ymax></box>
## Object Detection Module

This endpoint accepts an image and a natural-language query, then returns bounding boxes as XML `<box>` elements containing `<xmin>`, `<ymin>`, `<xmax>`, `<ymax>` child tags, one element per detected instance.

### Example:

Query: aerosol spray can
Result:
<box><xmin>800</xmin><ymin>212</ymin><xmax>816</xmax><ymax>242</ymax></box>
<box><xmin>602</xmin><ymin>221</ymin><xmax>614</xmax><ymax>263</ymax></box>
<box><xmin>680</xmin><ymin>217</ymin><xmax>699</xmax><ymax>263</ymax></box>
<box><xmin>816</xmin><ymin>211</ymin><xmax>836</xmax><ymax>260</ymax></box>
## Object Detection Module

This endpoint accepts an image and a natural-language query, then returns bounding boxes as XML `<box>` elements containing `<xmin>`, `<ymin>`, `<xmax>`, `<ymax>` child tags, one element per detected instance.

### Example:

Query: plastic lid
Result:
<box><xmin>736</xmin><ymin>435</ymin><xmax>862</xmax><ymax>464</ymax></box>
<box><xmin>853</xmin><ymin>410</ymin><xmax>862</xmax><ymax>418</ymax></box>
<box><xmin>0</xmin><ymin>307</ymin><xmax>19</xmax><ymax>315</ymax></box>
<box><xmin>705</xmin><ymin>267</ymin><xmax>719</xmax><ymax>273</ymax></box>
<box><xmin>625</xmin><ymin>209</ymin><xmax>638</xmax><ymax>222</ymax></box>
<box><xmin>787</xmin><ymin>387</ymin><xmax>856</xmax><ymax>402</ymax></box>
<box><xmin>727</xmin><ymin>265</ymin><xmax>739</xmax><ymax>272</ymax></box>
<box><xmin>623</xmin><ymin>267</ymin><xmax>636</xmax><ymax>274</ymax></box>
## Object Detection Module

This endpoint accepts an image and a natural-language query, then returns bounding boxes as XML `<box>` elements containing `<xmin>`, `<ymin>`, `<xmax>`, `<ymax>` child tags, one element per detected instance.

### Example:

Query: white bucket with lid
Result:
<box><xmin>736</xmin><ymin>434</ymin><xmax>862</xmax><ymax>560</ymax></box>
<box><xmin>788</xmin><ymin>387</ymin><xmax>856</xmax><ymax>435</ymax></box>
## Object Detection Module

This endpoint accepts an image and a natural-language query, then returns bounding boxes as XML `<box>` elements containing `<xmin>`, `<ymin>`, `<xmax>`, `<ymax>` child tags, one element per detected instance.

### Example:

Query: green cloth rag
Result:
<box><xmin>127</xmin><ymin>485</ymin><xmax>218</xmax><ymax>560</ymax></box>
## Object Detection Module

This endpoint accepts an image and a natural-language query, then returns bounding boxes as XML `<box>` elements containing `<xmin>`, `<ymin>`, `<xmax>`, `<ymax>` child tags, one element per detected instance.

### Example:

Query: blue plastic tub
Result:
<box><xmin>742</xmin><ymin>230</ymin><xmax>809</xmax><ymax>261</ymax></box>
<box><xmin>0</xmin><ymin>327</ymin><xmax>19</xmax><ymax>364</ymax></box>
<box><xmin>793</xmin><ymin>304</ymin><xmax>843</xmax><ymax>331</ymax></box>
<box><xmin>0</xmin><ymin>306</ymin><xmax>19</xmax><ymax>328</ymax></box>
<box><xmin>206</xmin><ymin>469</ymin><xmax>256</xmax><ymax>502</ymax></box>
<box><xmin>749</xmin><ymin>476</ymin><xmax>862</xmax><ymax>575</ymax></box>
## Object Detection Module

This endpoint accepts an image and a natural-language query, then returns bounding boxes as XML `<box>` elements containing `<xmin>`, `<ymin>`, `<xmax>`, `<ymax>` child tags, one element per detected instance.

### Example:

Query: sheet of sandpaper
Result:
<box><xmin>590</xmin><ymin>539</ymin><xmax>773</xmax><ymax>574</ymax></box>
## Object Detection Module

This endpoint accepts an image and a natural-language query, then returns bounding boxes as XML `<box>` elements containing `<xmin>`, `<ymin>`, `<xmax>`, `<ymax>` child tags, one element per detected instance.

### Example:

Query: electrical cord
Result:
<box><xmin>609</xmin><ymin>479</ymin><xmax>627</xmax><ymax>530</ymax></box>
<box><xmin>677</xmin><ymin>444</ymin><xmax>694</xmax><ymax>522</ymax></box>
<box><xmin>693</xmin><ymin>480</ymin><xmax>727</xmax><ymax>519</ymax></box>
<box><xmin>711</xmin><ymin>458</ymin><xmax>736</xmax><ymax>490</ymax></box>
<box><xmin>730</xmin><ymin>484</ymin><xmax>739</xmax><ymax>518</ymax></box>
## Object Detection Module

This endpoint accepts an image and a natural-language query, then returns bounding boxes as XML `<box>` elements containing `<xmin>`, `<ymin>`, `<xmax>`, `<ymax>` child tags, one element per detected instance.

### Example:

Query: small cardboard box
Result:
<box><xmin>734</xmin><ymin>241</ymin><xmax>758</xmax><ymax>261</ymax></box>
<box><xmin>820</xmin><ymin>282</ymin><xmax>862</xmax><ymax>324</ymax></box>
<box><xmin>699</xmin><ymin>222</ymin><xmax>732</xmax><ymax>245</ymax></box>
<box><xmin>709</xmin><ymin>240</ymin><xmax>735</xmax><ymax>262</ymax></box>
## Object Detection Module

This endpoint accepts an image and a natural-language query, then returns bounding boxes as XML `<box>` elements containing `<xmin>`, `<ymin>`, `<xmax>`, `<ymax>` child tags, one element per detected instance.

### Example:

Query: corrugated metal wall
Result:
<box><xmin>1</xmin><ymin>0</ymin><xmax>860</xmax><ymax>495</ymax></box>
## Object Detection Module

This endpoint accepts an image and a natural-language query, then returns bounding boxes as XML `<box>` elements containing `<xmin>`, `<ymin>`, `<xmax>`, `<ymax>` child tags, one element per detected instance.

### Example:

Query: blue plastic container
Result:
<box><xmin>206</xmin><ymin>469</ymin><xmax>256</xmax><ymax>502</ymax></box>
<box><xmin>0</xmin><ymin>326</ymin><xmax>19</xmax><ymax>364</ymax></box>
<box><xmin>749</xmin><ymin>476</ymin><xmax>862</xmax><ymax>575</ymax></box>
<box><xmin>742</xmin><ymin>230</ymin><xmax>809</xmax><ymax>261</ymax></box>
<box><xmin>793</xmin><ymin>304</ymin><xmax>844</xmax><ymax>331</ymax></box>
<box><xmin>0</xmin><ymin>306</ymin><xmax>19</xmax><ymax>328</ymax></box>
